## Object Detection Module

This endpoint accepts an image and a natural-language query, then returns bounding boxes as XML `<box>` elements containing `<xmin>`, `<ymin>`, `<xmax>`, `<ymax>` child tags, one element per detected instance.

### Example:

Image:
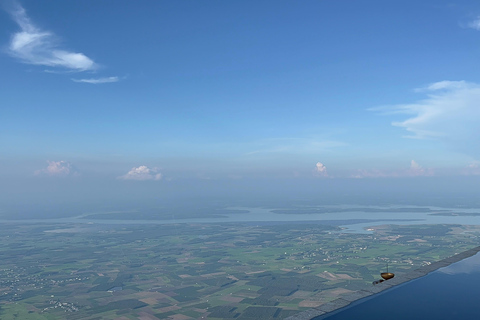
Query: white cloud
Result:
<box><xmin>35</xmin><ymin>160</ymin><xmax>79</xmax><ymax>177</ymax></box>
<box><xmin>119</xmin><ymin>166</ymin><xmax>162</xmax><ymax>181</ymax></box>
<box><xmin>467</xmin><ymin>16</ymin><xmax>480</xmax><ymax>30</ymax></box>
<box><xmin>410</xmin><ymin>160</ymin><xmax>421</xmax><ymax>170</ymax></box>
<box><xmin>407</xmin><ymin>160</ymin><xmax>433</xmax><ymax>176</ymax></box>
<box><xmin>314</xmin><ymin>162</ymin><xmax>328</xmax><ymax>177</ymax></box>
<box><xmin>378</xmin><ymin>80</ymin><xmax>480</xmax><ymax>157</ymax></box>
<box><xmin>71</xmin><ymin>76</ymin><xmax>120</xmax><ymax>84</ymax></box>
<box><xmin>6</xmin><ymin>4</ymin><xmax>96</xmax><ymax>71</ymax></box>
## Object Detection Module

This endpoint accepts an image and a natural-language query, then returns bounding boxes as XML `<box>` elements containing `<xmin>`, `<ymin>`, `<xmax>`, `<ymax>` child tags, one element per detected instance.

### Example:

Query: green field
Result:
<box><xmin>0</xmin><ymin>222</ymin><xmax>479</xmax><ymax>319</ymax></box>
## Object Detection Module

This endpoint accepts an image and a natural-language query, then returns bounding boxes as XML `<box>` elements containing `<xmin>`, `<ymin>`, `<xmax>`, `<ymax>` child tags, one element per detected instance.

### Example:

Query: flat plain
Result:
<box><xmin>1</xmin><ymin>221</ymin><xmax>479</xmax><ymax>319</ymax></box>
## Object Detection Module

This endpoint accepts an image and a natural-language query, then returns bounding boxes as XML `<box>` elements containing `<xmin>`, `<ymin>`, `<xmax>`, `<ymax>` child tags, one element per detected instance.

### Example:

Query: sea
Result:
<box><xmin>316</xmin><ymin>251</ymin><xmax>480</xmax><ymax>319</ymax></box>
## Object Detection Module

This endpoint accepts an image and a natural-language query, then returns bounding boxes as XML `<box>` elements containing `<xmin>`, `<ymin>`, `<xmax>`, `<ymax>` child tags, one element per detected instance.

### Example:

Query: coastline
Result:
<box><xmin>285</xmin><ymin>246</ymin><xmax>480</xmax><ymax>320</ymax></box>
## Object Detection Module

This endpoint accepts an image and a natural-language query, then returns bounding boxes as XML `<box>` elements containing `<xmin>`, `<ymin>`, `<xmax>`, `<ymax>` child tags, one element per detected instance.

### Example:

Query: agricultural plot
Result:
<box><xmin>0</xmin><ymin>222</ymin><xmax>479</xmax><ymax>319</ymax></box>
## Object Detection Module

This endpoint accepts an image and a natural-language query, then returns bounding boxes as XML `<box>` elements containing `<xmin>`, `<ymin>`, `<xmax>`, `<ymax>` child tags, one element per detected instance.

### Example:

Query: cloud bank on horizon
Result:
<box><xmin>351</xmin><ymin>160</ymin><xmax>433</xmax><ymax>179</ymax></box>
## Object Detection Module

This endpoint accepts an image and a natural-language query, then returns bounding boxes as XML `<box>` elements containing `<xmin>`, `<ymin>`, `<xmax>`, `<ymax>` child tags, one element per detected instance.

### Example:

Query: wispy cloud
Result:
<box><xmin>468</xmin><ymin>161</ymin><xmax>480</xmax><ymax>168</ymax></box>
<box><xmin>414</xmin><ymin>80</ymin><xmax>469</xmax><ymax>92</ymax></box>
<box><xmin>351</xmin><ymin>169</ymin><xmax>392</xmax><ymax>179</ymax></box>
<box><xmin>351</xmin><ymin>160</ymin><xmax>433</xmax><ymax>178</ymax></box>
<box><xmin>71</xmin><ymin>76</ymin><xmax>120</xmax><ymax>84</ymax></box>
<box><xmin>374</xmin><ymin>80</ymin><xmax>480</xmax><ymax>157</ymax></box>
<box><xmin>118</xmin><ymin>166</ymin><xmax>162</xmax><ymax>181</ymax></box>
<box><xmin>462</xmin><ymin>161</ymin><xmax>480</xmax><ymax>176</ymax></box>
<box><xmin>467</xmin><ymin>16</ymin><xmax>480</xmax><ymax>30</ymax></box>
<box><xmin>5</xmin><ymin>3</ymin><xmax>96</xmax><ymax>71</ymax></box>
<box><xmin>35</xmin><ymin>160</ymin><xmax>79</xmax><ymax>177</ymax></box>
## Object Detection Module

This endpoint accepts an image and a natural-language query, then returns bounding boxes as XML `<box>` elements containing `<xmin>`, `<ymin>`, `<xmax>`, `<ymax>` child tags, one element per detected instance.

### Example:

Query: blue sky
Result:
<box><xmin>1</xmin><ymin>0</ymin><xmax>480</xmax><ymax>208</ymax></box>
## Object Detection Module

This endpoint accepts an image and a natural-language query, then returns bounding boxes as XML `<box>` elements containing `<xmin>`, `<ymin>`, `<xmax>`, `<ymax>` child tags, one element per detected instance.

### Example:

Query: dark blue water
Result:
<box><xmin>317</xmin><ymin>252</ymin><xmax>480</xmax><ymax>320</ymax></box>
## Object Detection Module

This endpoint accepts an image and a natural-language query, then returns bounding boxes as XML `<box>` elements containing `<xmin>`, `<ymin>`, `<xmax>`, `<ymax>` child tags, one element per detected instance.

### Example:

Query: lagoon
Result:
<box><xmin>2</xmin><ymin>205</ymin><xmax>480</xmax><ymax>235</ymax></box>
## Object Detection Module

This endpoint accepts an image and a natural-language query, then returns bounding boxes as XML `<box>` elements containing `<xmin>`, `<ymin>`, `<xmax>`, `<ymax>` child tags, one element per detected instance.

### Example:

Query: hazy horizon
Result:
<box><xmin>2</xmin><ymin>0</ymin><xmax>480</xmax><ymax>216</ymax></box>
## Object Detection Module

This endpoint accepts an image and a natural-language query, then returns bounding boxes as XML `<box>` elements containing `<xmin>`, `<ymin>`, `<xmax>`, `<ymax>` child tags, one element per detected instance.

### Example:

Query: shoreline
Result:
<box><xmin>285</xmin><ymin>246</ymin><xmax>480</xmax><ymax>320</ymax></box>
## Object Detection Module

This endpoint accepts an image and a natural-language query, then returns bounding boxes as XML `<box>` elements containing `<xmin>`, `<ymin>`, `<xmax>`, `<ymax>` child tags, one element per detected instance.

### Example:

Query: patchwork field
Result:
<box><xmin>1</xmin><ymin>222</ymin><xmax>479</xmax><ymax>319</ymax></box>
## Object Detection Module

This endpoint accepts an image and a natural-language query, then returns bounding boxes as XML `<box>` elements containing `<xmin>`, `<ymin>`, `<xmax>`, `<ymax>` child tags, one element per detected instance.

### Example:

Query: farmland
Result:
<box><xmin>1</xmin><ymin>221</ymin><xmax>479</xmax><ymax>319</ymax></box>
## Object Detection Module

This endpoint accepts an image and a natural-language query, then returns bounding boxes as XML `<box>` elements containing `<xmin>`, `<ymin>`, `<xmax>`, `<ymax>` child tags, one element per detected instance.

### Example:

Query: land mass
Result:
<box><xmin>0</xmin><ymin>221</ymin><xmax>479</xmax><ymax>319</ymax></box>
